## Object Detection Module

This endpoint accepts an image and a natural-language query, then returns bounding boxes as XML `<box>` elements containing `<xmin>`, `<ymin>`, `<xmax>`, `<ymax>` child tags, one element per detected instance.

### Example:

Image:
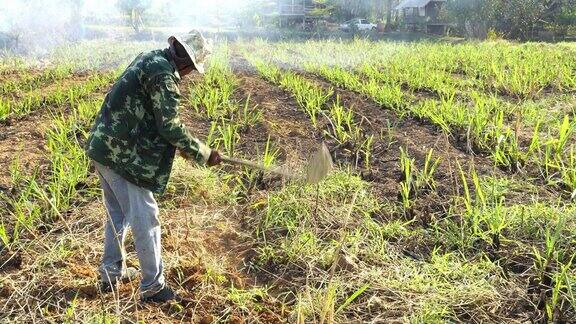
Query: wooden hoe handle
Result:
<box><xmin>220</xmin><ymin>156</ymin><xmax>297</xmax><ymax>179</ymax></box>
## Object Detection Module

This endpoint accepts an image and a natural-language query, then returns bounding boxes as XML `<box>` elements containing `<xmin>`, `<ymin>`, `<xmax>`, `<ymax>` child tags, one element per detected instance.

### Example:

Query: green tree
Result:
<box><xmin>444</xmin><ymin>0</ymin><xmax>576</xmax><ymax>39</ymax></box>
<box><xmin>237</xmin><ymin>0</ymin><xmax>276</xmax><ymax>27</ymax></box>
<box><xmin>116</xmin><ymin>0</ymin><xmax>152</xmax><ymax>33</ymax></box>
<box><xmin>69</xmin><ymin>0</ymin><xmax>85</xmax><ymax>39</ymax></box>
<box><xmin>443</xmin><ymin>0</ymin><xmax>494</xmax><ymax>38</ymax></box>
<box><xmin>385</xmin><ymin>0</ymin><xmax>394</xmax><ymax>30</ymax></box>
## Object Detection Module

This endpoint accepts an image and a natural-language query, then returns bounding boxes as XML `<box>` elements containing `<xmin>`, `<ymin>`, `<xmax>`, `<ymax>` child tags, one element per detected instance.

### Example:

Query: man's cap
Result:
<box><xmin>168</xmin><ymin>30</ymin><xmax>212</xmax><ymax>74</ymax></box>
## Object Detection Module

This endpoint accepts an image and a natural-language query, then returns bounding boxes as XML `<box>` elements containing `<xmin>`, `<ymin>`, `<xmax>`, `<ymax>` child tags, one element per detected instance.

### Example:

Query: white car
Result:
<box><xmin>340</xmin><ymin>19</ymin><xmax>377</xmax><ymax>32</ymax></box>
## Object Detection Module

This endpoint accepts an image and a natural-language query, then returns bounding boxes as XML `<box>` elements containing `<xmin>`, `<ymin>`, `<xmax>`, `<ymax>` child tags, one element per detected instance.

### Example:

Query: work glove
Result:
<box><xmin>207</xmin><ymin>150</ymin><xmax>222</xmax><ymax>167</ymax></box>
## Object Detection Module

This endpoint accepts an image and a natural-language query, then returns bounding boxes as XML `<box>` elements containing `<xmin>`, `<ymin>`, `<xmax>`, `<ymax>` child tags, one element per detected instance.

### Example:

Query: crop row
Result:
<box><xmin>0</xmin><ymin>71</ymin><xmax>117</xmax><ymax>121</ymax></box>
<box><xmin>0</xmin><ymin>65</ymin><xmax>76</xmax><ymax>96</ymax></box>
<box><xmin>257</xmin><ymin>40</ymin><xmax>576</xmax><ymax>99</ymax></box>
<box><xmin>186</xmin><ymin>43</ymin><xmax>257</xmax><ymax>158</ymax></box>
<box><xmin>238</xmin><ymin>45</ymin><xmax>576</xmax><ymax>321</ymax></box>
<box><xmin>243</xmin><ymin>42</ymin><xmax>576</xmax><ymax>198</ymax></box>
<box><xmin>0</xmin><ymin>98</ymin><xmax>102</xmax><ymax>247</ymax></box>
<box><xmin>0</xmin><ymin>40</ymin><xmax>158</xmax><ymax>99</ymax></box>
<box><xmin>0</xmin><ymin>55</ymin><xmax>27</xmax><ymax>76</ymax></box>
<box><xmin>313</xmin><ymin>65</ymin><xmax>576</xmax><ymax>197</ymax></box>
<box><xmin>47</xmin><ymin>40</ymin><xmax>162</xmax><ymax>71</ymax></box>
<box><xmin>242</xmin><ymin>51</ymin><xmax>375</xmax><ymax>169</ymax></box>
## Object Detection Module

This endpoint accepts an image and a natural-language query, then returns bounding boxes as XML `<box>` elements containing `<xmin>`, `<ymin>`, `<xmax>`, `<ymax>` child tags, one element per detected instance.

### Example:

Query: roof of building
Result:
<box><xmin>394</xmin><ymin>0</ymin><xmax>446</xmax><ymax>10</ymax></box>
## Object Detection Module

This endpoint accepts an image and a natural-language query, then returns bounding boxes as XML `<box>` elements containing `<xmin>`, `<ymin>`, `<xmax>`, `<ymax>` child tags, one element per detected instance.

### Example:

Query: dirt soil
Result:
<box><xmin>0</xmin><ymin>114</ymin><xmax>49</xmax><ymax>192</ymax></box>
<box><xmin>298</xmin><ymin>68</ymin><xmax>560</xmax><ymax>203</ymax></box>
<box><xmin>233</xmin><ymin>56</ymin><xmax>503</xmax><ymax>219</ymax></box>
<box><xmin>0</xmin><ymin>73</ymin><xmax>107</xmax><ymax>193</ymax></box>
<box><xmin>0</xmin><ymin>53</ymin><xmax>567</xmax><ymax>323</ymax></box>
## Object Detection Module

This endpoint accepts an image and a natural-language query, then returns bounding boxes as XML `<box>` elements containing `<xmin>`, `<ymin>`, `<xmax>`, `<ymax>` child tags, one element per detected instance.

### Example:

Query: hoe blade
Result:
<box><xmin>306</xmin><ymin>143</ymin><xmax>333</xmax><ymax>184</ymax></box>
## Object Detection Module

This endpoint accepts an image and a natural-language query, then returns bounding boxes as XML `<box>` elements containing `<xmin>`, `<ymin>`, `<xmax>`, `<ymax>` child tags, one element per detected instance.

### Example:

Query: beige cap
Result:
<box><xmin>169</xmin><ymin>30</ymin><xmax>212</xmax><ymax>74</ymax></box>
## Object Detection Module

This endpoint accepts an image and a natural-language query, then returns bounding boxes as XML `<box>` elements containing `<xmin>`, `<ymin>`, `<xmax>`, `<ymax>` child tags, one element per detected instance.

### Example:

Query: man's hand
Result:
<box><xmin>207</xmin><ymin>150</ymin><xmax>222</xmax><ymax>167</ymax></box>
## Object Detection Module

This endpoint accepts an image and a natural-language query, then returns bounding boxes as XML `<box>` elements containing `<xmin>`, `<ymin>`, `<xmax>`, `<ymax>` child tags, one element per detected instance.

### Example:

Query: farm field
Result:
<box><xmin>0</xmin><ymin>38</ymin><xmax>576</xmax><ymax>322</ymax></box>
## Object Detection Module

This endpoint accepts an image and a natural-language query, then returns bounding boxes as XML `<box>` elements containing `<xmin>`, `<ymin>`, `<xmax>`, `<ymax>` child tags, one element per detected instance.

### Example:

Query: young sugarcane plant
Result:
<box><xmin>324</xmin><ymin>98</ymin><xmax>356</xmax><ymax>145</ymax></box>
<box><xmin>457</xmin><ymin>162</ymin><xmax>484</xmax><ymax>238</ymax></box>
<box><xmin>546</xmin><ymin>254</ymin><xmax>575</xmax><ymax>321</ymax></box>
<box><xmin>261</xmin><ymin>136</ymin><xmax>280</xmax><ymax>168</ymax></box>
<box><xmin>239</xmin><ymin>136</ymin><xmax>280</xmax><ymax>197</ymax></box>
<box><xmin>204</xmin><ymin>121</ymin><xmax>219</xmax><ymax>148</ymax></box>
<box><xmin>217</xmin><ymin>123</ymin><xmax>240</xmax><ymax>157</ymax></box>
<box><xmin>0</xmin><ymin>98</ymin><xmax>10</xmax><ymax>121</ymax></box>
<box><xmin>532</xmin><ymin>215</ymin><xmax>567</xmax><ymax>299</ymax></box>
<box><xmin>552</xmin><ymin>115</ymin><xmax>573</xmax><ymax>156</ymax></box>
<box><xmin>10</xmin><ymin>174</ymin><xmax>43</xmax><ymax>240</ymax></box>
<box><xmin>279</xmin><ymin>73</ymin><xmax>332</xmax><ymax>127</ymax></box>
<box><xmin>0</xmin><ymin>220</ymin><xmax>9</xmax><ymax>248</ymax></box>
<box><xmin>361</xmin><ymin>135</ymin><xmax>374</xmax><ymax>169</ymax></box>
<box><xmin>399</xmin><ymin>147</ymin><xmax>415</xmax><ymax>214</ymax></box>
<box><xmin>484</xmin><ymin>196</ymin><xmax>509</xmax><ymax>249</ymax></box>
<box><xmin>235</xmin><ymin>94</ymin><xmax>262</xmax><ymax>131</ymax></box>
<box><xmin>540</xmin><ymin>116</ymin><xmax>574</xmax><ymax>191</ymax></box>
<box><xmin>415</xmin><ymin>149</ymin><xmax>441</xmax><ymax>192</ymax></box>
<box><xmin>253</xmin><ymin>59</ymin><xmax>282</xmax><ymax>83</ymax></box>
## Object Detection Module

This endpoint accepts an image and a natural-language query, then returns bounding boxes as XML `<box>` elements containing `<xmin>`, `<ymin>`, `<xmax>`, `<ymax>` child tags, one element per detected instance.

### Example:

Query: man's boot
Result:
<box><xmin>141</xmin><ymin>285</ymin><xmax>183</xmax><ymax>303</ymax></box>
<box><xmin>99</xmin><ymin>267</ymin><xmax>139</xmax><ymax>293</ymax></box>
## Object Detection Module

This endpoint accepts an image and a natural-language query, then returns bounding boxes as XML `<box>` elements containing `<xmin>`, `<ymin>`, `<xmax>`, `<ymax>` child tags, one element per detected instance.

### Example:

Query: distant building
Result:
<box><xmin>275</xmin><ymin>0</ymin><xmax>327</xmax><ymax>28</ymax></box>
<box><xmin>394</xmin><ymin>0</ymin><xmax>448</xmax><ymax>34</ymax></box>
<box><xmin>277</xmin><ymin>0</ymin><xmax>307</xmax><ymax>16</ymax></box>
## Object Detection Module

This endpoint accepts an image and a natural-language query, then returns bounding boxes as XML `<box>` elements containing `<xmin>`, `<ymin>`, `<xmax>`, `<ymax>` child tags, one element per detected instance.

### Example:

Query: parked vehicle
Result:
<box><xmin>339</xmin><ymin>19</ymin><xmax>377</xmax><ymax>32</ymax></box>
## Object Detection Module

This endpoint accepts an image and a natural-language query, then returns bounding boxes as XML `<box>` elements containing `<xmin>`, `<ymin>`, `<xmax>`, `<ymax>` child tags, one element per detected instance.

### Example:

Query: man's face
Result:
<box><xmin>168</xmin><ymin>37</ymin><xmax>196</xmax><ymax>77</ymax></box>
<box><xmin>179</xmin><ymin>64</ymin><xmax>195</xmax><ymax>77</ymax></box>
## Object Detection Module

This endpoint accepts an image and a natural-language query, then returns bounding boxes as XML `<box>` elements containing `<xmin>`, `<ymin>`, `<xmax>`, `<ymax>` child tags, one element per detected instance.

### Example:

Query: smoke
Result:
<box><xmin>0</xmin><ymin>0</ymin><xmax>85</xmax><ymax>54</ymax></box>
<box><xmin>0</xmin><ymin>0</ymin><xmax>264</xmax><ymax>54</ymax></box>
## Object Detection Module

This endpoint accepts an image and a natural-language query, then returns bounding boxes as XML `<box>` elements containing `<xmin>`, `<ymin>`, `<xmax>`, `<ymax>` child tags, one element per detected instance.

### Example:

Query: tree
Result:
<box><xmin>321</xmin><ymin>0</ymin><xmax>385</xmax><ymax>21</ymax></box>
<box><xmin>554</xmin><ymin>3</ymin><xmax>576</xmax><ymax>36</ymax></box>
<box><xmin>308</xmin><ymin>0</ymin><xmax>337</xmax><ymax>19</ymax></box>
<box><xmin>444</xmin><ymin>0</ymin><xmax>576</xmax><ymax>39</ymax></box>
<box><xmin>443</xmin><ymin>0</ymin><xmax>494</xmax><ymax>38</ymax></box>
<box><xmin>383</xmin><ymin>0</ymin><xmax>403</xmax><ymax>31</ymax></box>
<box><xmin>116</xmin><ymin>0</ymin><xmax>152</xmax><ymax>33</ymax></box>
<box><xmin>235</xmin><ymin>0</ymin><xmax>276</xmax><ymax>27</ymax></box>
<box><xmin>69</xmin><ymin>0</ymin><xmax>85</xmax><ymax>40</ymax></box>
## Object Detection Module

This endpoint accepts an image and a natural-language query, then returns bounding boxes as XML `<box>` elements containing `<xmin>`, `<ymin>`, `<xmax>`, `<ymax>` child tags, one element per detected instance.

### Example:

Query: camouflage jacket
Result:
<box><xmin>86</xmin><ymin>49</ymin><xmax>210</xmax><ymax>194</ymax></box>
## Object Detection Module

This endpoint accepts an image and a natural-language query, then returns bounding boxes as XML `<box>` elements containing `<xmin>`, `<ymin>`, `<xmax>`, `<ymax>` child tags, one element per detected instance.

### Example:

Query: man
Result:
<box><xmin>85</xmin><ymin>30</ymin><xmax>221</xmax><ymax>302</ymax></box>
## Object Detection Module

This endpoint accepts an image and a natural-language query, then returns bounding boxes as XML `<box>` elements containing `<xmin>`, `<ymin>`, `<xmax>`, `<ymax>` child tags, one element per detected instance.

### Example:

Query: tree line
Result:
<box><xmin>113</xmin><ymin>0</ymin><xmax>576</xmax><ymax>40</ymax></box>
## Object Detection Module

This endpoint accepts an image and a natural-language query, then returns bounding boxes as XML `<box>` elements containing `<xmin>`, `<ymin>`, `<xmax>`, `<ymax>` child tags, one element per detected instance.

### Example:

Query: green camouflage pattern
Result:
<box><xmin>86</xmin><ymin>49</ymin><xmax>210</xmax><ymax>194</ymax></box>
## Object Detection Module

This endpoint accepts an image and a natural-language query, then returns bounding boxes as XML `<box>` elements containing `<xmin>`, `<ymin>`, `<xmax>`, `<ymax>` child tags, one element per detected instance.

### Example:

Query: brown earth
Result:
<box><xmin>0</xmin><ymin>73</ymin><xmax>110</xmax><ymax>193</ymax></box>
<box><xmin>232</xmin><ymin>55</ymin><xmax>501</xmax><ymax>217</ymax></box>
<box><xmin>0</xmin><ymin>53</ymin><xmax>566</xmax><ymax>322</ymax></box>
<box><xmin>299</xmin><ymin>67</ymin><xmax>561</xmax><ymax>201</ymax></box>
<box><xmin>0</xmin><ymin>113</ymin><xmax>49</xmax><ymax>192</ymax></box>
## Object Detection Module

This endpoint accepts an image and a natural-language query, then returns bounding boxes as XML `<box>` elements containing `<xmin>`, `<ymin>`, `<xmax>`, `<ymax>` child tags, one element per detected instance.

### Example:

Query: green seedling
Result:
<box><xmin>217</xmin><ymin>123</ymin><xmax>240</xmax><ymax>157</ymax></box>
<box><xmin>399</xmin><ymin>147</ymin><xmax>415</xmax><ymax>212</ymax></box>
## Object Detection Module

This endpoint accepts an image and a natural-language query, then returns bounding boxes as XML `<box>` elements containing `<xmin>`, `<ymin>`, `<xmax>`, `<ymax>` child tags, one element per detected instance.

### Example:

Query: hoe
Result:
<box><xmin>220</xmin><ymin>143</ymin><xmax>333</xmax><ymax>184</ymax></box>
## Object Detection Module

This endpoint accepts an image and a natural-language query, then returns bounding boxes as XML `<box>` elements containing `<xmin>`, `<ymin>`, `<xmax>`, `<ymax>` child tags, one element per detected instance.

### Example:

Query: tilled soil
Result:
<box><xmin>297</xmin><ymin>68</ymin><xmax>561</xmax><ymax>202</ymax></box>
<box><xmin>300</xmin><ymin>71</ymin><xmax>502</xmax><ymax>200</ymax></box>
<box><xmin>0</xmin><ymin>53</ymin><xmax>568</xmax><ymax>323</ymax></box>
<box><xmin>0</xmin><ymin>73</ymin><xmax>109</xmax><ymax>193</ymax></box>
<box><xmin>230</xmin><ymin>55</ymin><xmax>503</xmax><ymax>219</ymax></box>
<box><xmin>0</xmin><ymin>114</ymin><xmax>49</xmax><ymax>191</ymax></box>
